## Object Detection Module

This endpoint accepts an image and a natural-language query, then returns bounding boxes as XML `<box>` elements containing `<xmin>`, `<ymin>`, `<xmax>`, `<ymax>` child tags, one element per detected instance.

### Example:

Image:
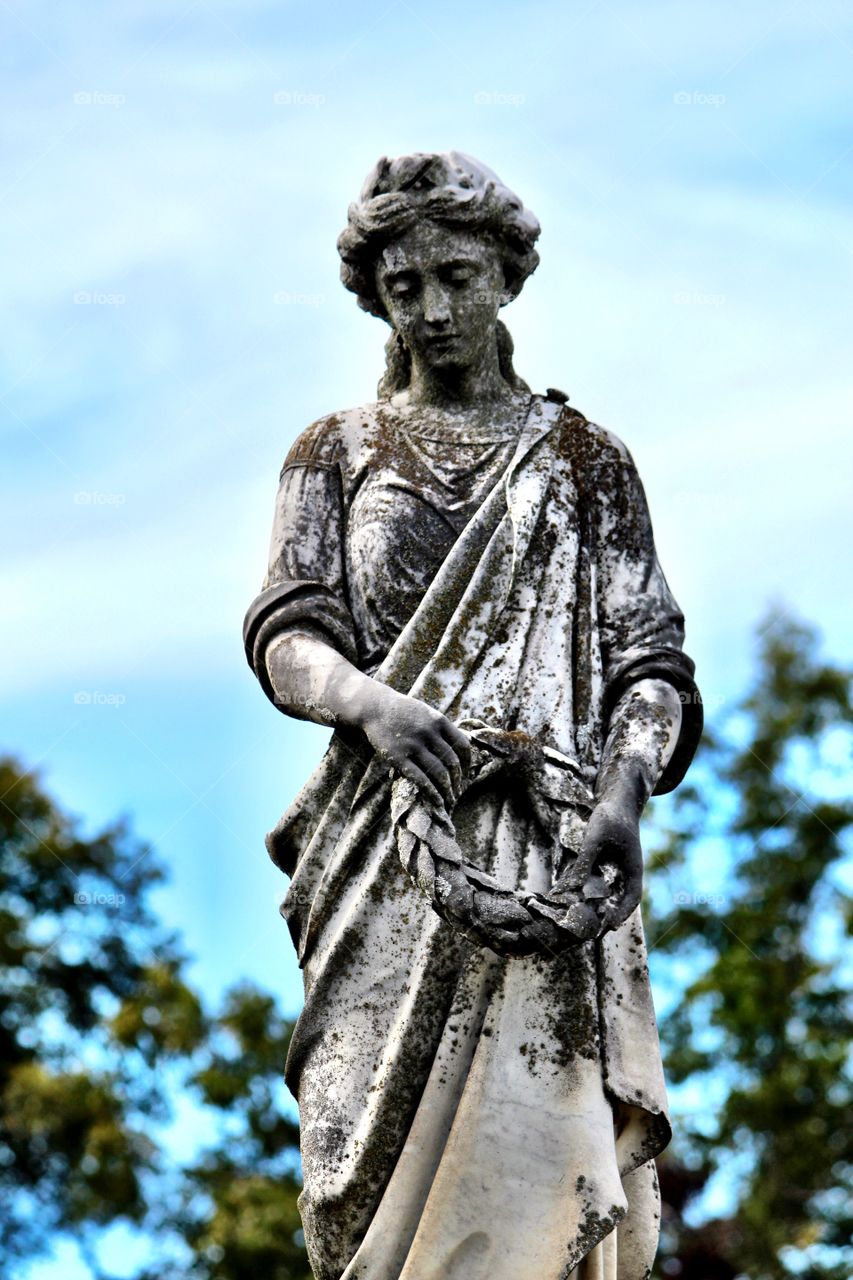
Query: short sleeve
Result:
<box><xmin>592</xmin><ymin>434</ymin><xmax>702</xmax><ymax>794</ymax></box>
<box><xmin>242</xmin><ymin>423</ymin><xmax>358</xmax><ymax>703</ymax></box>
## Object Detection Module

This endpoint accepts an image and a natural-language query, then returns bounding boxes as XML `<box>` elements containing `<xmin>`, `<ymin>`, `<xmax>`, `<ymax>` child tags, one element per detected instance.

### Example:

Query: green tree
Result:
<box><xmin>0</xmin><ymin>755</ymin><xmax>195</xmax><ymax>1266</ymax></box>
<box><xmin>647</xmin><ymin>613</ymin><xmax>853</xmax><ymax>1280</ymax></box>
<box><xmin>177</xmin><ymin>984</ymin><xmax>310</xmax><ymax>1280</ymax></box>
<box><xmin>0</xmin><ymin>756</ymin><xmax>310</xmax><ymax>1279</ymax></box>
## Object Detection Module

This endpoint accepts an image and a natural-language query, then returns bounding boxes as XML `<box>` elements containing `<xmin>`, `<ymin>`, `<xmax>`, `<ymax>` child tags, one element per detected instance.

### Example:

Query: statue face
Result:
<box><xmin>376</xmin><ymin>221</ymin><xmax>508</xmax><ymax>376</ymax></box>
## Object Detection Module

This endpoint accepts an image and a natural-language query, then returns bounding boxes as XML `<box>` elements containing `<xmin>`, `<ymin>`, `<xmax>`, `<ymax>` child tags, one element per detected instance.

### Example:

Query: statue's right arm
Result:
<box><xmin>251</xmin><ymin>416</ymin><xmax>468</xmax><ymax>808</ymax></box>
<box><xmin>264</xmin><ymin>631</ymin><xmax>470</xmax><ymax>811</ymax></box>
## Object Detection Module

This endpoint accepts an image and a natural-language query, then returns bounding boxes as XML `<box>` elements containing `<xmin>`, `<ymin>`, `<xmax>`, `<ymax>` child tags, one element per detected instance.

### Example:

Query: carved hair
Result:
<box><xmin>337</xmin><ymin>152</ymin><xmax>541</xmax><ymax>398</ymax></box>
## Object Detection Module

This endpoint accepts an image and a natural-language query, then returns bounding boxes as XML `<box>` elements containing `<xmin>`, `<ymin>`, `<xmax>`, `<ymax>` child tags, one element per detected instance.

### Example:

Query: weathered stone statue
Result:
<box><xmin>243</xmin><ymin>152</ymin><xmax>702</xmax><ymax>1280</ymax></box>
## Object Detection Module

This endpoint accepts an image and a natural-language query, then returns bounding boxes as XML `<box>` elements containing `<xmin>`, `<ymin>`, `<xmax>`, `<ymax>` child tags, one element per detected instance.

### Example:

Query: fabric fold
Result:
<box><xmin>244</xmin><ymin>393</ymin><xmax>699</xmax><ymax>1280</ymax></box>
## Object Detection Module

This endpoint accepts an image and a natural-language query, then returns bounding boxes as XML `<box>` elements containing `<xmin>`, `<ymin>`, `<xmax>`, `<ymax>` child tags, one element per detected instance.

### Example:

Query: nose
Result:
<box><xmin>422</xmin><ymin>281</ymin><xmax>452</xmax><ymax>327</ymax></box>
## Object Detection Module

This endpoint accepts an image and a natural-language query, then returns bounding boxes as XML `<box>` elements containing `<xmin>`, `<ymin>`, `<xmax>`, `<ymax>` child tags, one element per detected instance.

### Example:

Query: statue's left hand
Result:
<box><xmin>569</xmin><ymin>798</ymin><xmax>644</xmax><ymax>933</ymax></box>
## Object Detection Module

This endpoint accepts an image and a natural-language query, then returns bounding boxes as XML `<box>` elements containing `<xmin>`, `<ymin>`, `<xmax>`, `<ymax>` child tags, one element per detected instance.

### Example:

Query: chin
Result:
<box><xmin>424</xmin><ymin>350</ymin><xmax>471</xmax><ymax>373</ymax></box>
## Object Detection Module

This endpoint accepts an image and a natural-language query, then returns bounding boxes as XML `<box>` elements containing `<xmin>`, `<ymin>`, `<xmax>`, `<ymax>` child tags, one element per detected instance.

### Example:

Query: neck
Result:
<box><xmin>406</xmin><ymin>340</ymin><xmax>514</xmax><ymax>410</ymax></box>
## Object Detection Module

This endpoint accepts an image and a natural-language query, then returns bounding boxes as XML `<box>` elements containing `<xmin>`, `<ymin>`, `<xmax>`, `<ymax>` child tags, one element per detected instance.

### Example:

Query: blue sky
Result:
<box><xmin>2</xmin><ymin>1</ymin><xmax>852</xmax><ymax>1271</ymax></box>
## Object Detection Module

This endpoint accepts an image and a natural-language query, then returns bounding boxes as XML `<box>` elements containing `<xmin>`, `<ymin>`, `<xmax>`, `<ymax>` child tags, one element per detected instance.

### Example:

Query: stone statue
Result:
<box><xmin>243</xmin><ymin>151</ymin><xmax>702</xmax><ymax>1280</ymax></box>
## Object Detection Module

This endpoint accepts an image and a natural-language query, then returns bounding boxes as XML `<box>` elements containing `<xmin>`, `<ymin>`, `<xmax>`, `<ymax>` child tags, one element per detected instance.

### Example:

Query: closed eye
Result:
<box><xmin>440</xmin><ymin>262</ymin><xmax>476</xmax><ymax>287</ymax></box>
<box><xmin>385</xmin><ymin>272</ymin><xmax>419</xmax><ymax>298</ymax></box>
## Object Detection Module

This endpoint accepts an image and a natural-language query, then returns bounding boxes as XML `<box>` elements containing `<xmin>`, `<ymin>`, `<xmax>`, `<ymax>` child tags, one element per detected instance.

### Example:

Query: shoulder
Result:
<box><xmin>552</xmin><ymin>410</ymin><xmax>653</xmax><ymax>542</ymax></box>
<box><xmin>280</xmin><ymin>404</ymin><xmax>380</xmax><ymax>476</ymax></box>
<box><xmin>554</xmin><ymin>408</ymin><xmax>637</xmax><ymax>481</ymax></box>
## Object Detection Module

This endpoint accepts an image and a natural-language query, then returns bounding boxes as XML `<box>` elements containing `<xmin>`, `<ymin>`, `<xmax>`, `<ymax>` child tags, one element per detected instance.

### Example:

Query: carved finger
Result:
<box><xmin>564</xmin><ymin>844</ymin><xmax>597</xmax><ymax>891</ymax></box>
<box><xmin>438</xmin><ymin>718</ymin><xmax>472</xmax><ymax>770</ymax></box>
<box><xmin>399</xmin><ymin>760</ymin><xmax>444</xmax><ymax>810</ymax></box>
<box><xmin>601</xmin><ymin>880</ymin><xmax>642</xmax><ymax>932</ymax></box>
<box><xmin>431</xmin><ymin>737</ymin><xmax>463</xmax><ymax>797</ymax></box>
<box><xmin>419</xmin><ymin>752</ymin><xmax>455</xmax><ymax>809</ymax></box>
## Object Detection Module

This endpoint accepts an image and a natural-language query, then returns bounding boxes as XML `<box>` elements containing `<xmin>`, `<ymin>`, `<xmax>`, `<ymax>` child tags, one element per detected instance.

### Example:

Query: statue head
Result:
<box><xmin>337</xmin><ymin>152</ymin><xmax>541</xmax><ymax>399</ymax></box>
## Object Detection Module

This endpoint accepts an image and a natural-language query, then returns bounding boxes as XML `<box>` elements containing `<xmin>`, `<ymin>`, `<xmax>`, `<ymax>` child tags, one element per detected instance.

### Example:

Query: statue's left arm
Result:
<box><xmin>568</xmin><ymin>429</ymin><xmax>702</xmax><ymax>928</ymax></box>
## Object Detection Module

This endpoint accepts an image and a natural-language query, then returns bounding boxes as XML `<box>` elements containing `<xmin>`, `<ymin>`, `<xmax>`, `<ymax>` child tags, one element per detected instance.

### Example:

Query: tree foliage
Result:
<box><xmin>178</xmin><ymin>985</ymin><xmax>309</xmax><ymax>1280</ymax></box>
<box><xmin>648</xmin><ymin>613</ymin><xmax>853</xmax><ymax>1280</ymax></box>
<box><xmin>0</xmin><ymin>757</ymin><xmax>310</xmax><ymax>1279</ymax></box>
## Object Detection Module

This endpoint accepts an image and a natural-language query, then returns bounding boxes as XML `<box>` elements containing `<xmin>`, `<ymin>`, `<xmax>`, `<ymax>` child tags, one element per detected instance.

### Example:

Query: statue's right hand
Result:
<box><xmin>355</xmin><ymin>684</ymin><xmax>471</xmax><ymax>811</ymax></box>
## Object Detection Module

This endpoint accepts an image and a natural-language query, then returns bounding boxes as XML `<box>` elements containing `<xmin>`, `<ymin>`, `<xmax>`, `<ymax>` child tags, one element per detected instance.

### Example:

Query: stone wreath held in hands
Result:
<box><xmin>243</xmin><ymin>151</ymin><xmax>702</xmax><ymax>1280</ymax></box>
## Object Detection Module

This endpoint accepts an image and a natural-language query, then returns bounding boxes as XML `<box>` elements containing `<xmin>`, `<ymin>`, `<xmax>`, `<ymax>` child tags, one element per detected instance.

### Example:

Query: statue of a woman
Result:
<box><xmin>243</xmin><ymin>152</ymin><xmax>702</xmax><ymax>1280</ymax></box>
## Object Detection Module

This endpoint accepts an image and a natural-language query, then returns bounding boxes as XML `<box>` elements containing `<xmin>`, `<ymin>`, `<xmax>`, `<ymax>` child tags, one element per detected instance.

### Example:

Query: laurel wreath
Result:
<box><xmin>390</xmin><ymin>723</ymin><xmax>624</xmax><ymax>957</ymax></box>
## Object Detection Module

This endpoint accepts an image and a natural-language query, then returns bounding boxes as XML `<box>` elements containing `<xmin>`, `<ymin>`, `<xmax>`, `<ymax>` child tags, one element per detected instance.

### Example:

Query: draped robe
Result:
<box><xmin>243</xmin><ymin>392</ymin><xmax>702</xmax><ymax>1280</ymax></box>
